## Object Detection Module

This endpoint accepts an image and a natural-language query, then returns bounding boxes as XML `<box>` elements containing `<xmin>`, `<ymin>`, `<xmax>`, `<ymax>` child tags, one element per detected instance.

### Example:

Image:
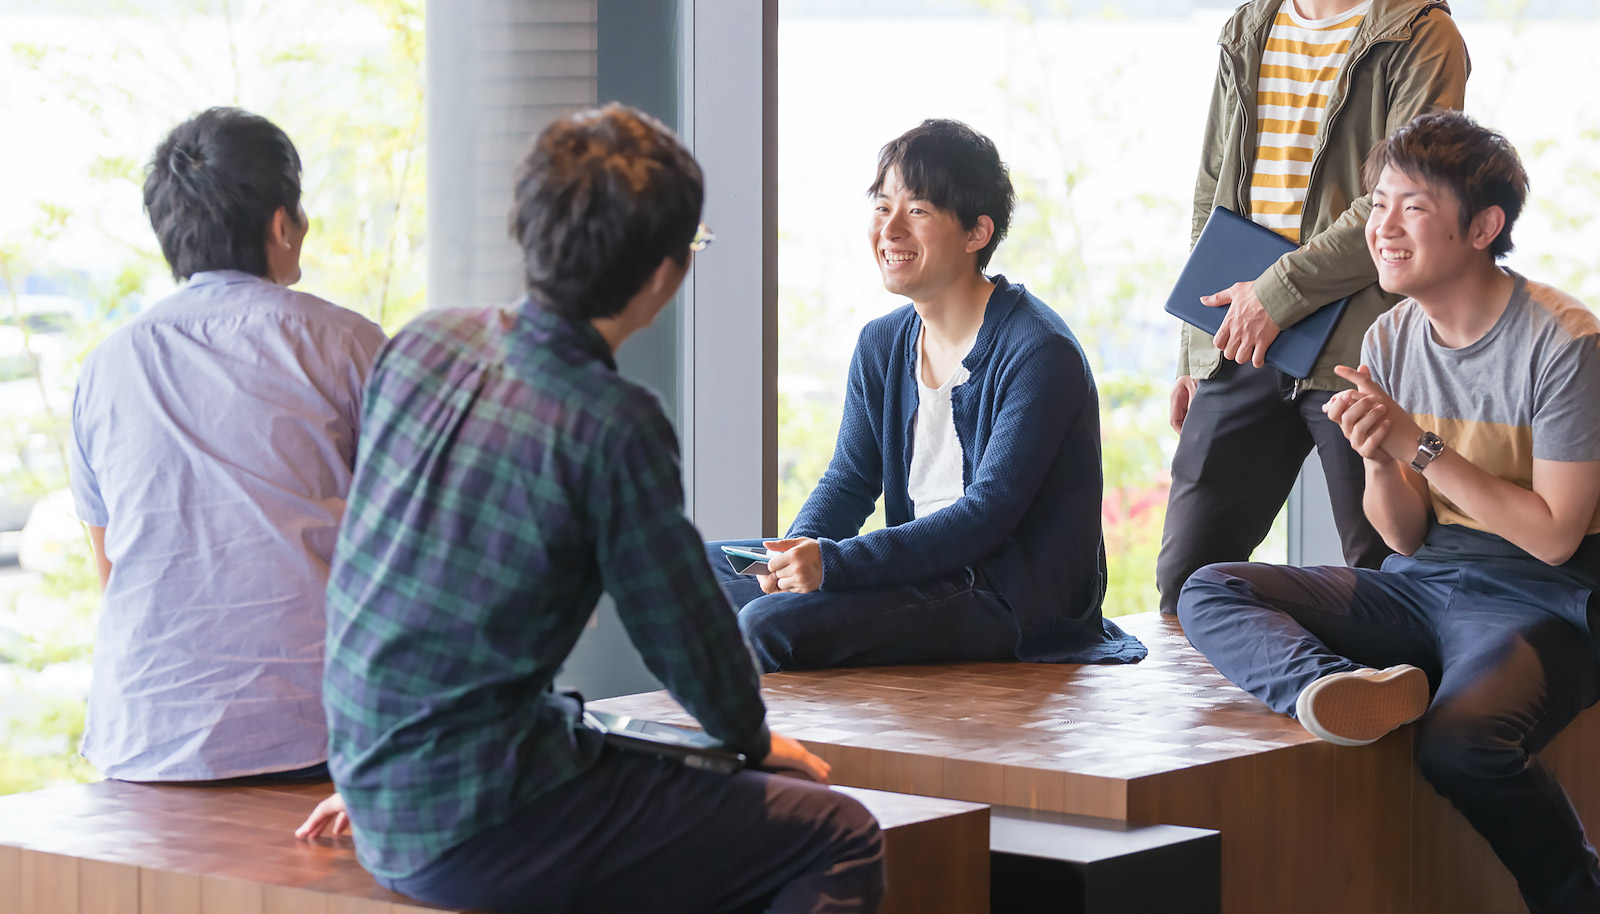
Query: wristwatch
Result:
<box><xmin>1410</xmin><ymin>431</ymin><xmax>1445</xmax><ymax>474</ymax></box>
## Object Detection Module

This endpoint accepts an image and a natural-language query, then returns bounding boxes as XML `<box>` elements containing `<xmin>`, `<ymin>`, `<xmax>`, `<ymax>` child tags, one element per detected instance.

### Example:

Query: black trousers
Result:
<box><xmin>379</xmin><ymin>750</ymin><xmax>886</xmax><ymax>914</ymax></box>
<box><xmin>1157</xmin><ymin>359</ymin><xmax>1389</xmax><ymax>614</ymax></box>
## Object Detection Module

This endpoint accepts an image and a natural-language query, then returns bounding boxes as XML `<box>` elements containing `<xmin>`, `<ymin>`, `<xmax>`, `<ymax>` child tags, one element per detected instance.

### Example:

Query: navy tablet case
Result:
<box><xmin>1165</xmin><ymin>206</ymin><xmax>1351</xmax><ymax>379</ymax></box>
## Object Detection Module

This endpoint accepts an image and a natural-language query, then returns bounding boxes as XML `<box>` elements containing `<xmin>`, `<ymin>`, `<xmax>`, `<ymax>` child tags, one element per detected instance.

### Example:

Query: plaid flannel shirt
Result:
<box><xmin>324</xmin><ymin>302</ymin><xmax>770</xmax><ymax>879</ymax></box>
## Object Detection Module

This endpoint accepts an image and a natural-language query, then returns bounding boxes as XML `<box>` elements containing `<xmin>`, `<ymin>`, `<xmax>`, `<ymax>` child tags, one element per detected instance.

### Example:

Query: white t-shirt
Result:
<box><xmin>909</xmin><ymin>327</ymin><xmax>972</xmax><ymax>519</ymax></box>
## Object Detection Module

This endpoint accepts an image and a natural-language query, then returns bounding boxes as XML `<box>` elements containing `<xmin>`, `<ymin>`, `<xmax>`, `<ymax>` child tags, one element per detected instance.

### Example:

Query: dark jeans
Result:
<box><xmin>707</xmin><ymin>539</ymin><xmax>1019</xmax><ymax>672</ymax></box>
<box><xmin>380</xmin><ymin>750</ymin><xmax>885</xmax><ymax>914</ymax></box>
<box><xmin>126</xmin><ymin>760</ymin><xmax>331</xmax><ymax>787</ymax></box>
<box><xmin>1158</xmin><ymin>359</ymin><xmax>1390</xmax><ymax>614</ymax></box>
<box><xmin>1177</xmin><ymin>556</ymin><xmax>1600</xmax><ymax>914</ymax></box>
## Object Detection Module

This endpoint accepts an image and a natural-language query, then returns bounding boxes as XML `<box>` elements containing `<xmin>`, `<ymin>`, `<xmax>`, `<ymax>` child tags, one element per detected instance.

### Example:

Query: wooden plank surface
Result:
<box><xmin>836</xmin><ymin>786</ymin><xmax>988</xmax><ymax>914</ymax></box>
<box><xmin>79</xmin><ymin>859</ymin><xmax>139</xmax><ymax>914</ymax></box>
<box><xmin>0</xmin><ymin>782</ymin><xmax>443</xmax><ymax>914</ymax></box>
<box><xmin>6</xmin><ymin>611</ymin><xmax>1599</xmax><ymax>914</ymax></box>
<box><xmin>19</xmin><ymin>851</ymin><xmax>78</xmax><ymax>914</ymax></box>
<box><xmin>1</xmin><ymin>844</ymin><xmax>20</xmax><ymax>914</ymax></box>
<box><xmin>595</xmin><ymin>611</ymin><xmax>1600</xmax><ymax>914</ymax></box>
<box><xmin>593</xmin><ymin>613</ymin><xmax>1317</xmax><ymax>815</ymax></box>
<box><xmin>0</xmin><ymin>774</ymin><xmax>988</xmax><ymax>914</ymax></box>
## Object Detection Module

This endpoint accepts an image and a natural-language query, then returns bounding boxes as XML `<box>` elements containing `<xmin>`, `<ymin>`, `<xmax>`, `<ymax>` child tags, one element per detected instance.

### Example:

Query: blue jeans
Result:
<box><xmin>706</xmin><ymin>539</ymin><xmax>1020</xmax><ymax>672</ymax></box>
<box><xmin>1177</xmin><ymin>555</ymin><xmax>1600</xmax><ymax>914</ymax></box>
<box><xmin>379</xmin><ymin>750</ymin><xmax>884</xmax><ymax>914</ymax></box>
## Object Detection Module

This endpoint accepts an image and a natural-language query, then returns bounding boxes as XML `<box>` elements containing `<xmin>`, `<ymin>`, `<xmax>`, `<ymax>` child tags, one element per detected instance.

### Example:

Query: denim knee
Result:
<box><xmin>737</xmin><ymin>598</ymin><xmax>789</xmax><ymax>672</ymax></box>
<box><xmin>1416</xmin><ymin>703</ymin><xmax>1519</xmax><ymax>795</ymax></box>
<box><xmin>1175</xmin><ymin>563</ymin><xmax>1250</xmax><ymax>641</ymax></box>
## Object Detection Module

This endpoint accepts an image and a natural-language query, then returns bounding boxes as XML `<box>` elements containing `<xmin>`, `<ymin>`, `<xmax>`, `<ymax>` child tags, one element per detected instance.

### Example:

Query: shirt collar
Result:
<box><xmin>904</xmin><ymin>274</ymin><xmax>1022</xmax><ymax>377</ymax></box>
<box><xmin>186</xmin><ymin>269</ymin><xmax>270</xmax><ymax>287</ymax></box>
<box><xmin>521</xmin><ymin>298</ymin><xmax>617</xmax><ymax>371</ymax></box>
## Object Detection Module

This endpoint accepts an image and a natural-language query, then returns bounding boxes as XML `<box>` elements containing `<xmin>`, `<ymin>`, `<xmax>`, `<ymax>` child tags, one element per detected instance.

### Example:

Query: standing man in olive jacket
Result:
<box><xmin>1158</xmin><ymin>0</ymin><xmax>1469</xmax><ymax>613</ymax></box>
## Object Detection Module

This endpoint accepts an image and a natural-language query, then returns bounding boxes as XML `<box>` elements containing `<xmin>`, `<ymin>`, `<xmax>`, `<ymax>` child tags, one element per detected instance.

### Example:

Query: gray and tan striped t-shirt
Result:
<box><xmin>1362</xmin><ymin>270</ymin><xmax>1600</xmax><ymax>541</ymax></box>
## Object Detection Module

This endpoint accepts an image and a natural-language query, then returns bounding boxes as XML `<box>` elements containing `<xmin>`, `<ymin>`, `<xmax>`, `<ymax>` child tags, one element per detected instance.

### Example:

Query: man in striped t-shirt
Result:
<box><xmin>1159</xmin><ymin>0</ymin><xmax>1468</xmax><ymax>614</ymax></box>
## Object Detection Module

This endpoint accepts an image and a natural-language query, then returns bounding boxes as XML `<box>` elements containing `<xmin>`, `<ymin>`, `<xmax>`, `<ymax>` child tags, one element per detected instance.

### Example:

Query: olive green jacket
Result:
<box><xmin>1179</xmin><ymin>0</ymin><xmax>1469</xmax><ymax>391</ymax></box>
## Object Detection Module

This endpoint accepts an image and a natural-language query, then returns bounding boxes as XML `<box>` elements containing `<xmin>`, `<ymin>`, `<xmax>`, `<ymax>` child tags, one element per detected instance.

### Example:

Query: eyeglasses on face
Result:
<box><xmin>690</xmin><ymin>223</ymin><xmax>715</xmax><ymax>252</ymax></box>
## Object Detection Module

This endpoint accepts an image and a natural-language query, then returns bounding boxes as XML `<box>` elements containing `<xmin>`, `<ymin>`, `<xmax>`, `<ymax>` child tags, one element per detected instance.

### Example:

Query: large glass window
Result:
<box><xmin>776</xmin><ymin>0</ymin><xmax>1600</xmax><ymax>618</ymax></box>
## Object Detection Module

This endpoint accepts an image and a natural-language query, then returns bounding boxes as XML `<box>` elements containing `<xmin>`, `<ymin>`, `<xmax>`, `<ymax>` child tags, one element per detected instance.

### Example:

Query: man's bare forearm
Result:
<box><xmin>1421</xmin><ymin>450</ymin><xmax>1598</xmax><ymax>566</ymax></box>
<box><xmin>1363</xmin><ymin>460</ymin><xmax>1429</xmax><ymax>555</ymax></box>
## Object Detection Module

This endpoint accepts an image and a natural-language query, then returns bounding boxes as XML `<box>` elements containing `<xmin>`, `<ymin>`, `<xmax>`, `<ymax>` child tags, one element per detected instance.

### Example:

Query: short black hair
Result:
<box><xmin>1363</xmin><ymin>110</ymin><xmax>1529</xmax><ymax>259</ymax></box>
<box><xmin>867</xmin><ymin>119</ymin><xmax>1015</xmax><ymax>272</ymax></box>
<box><xmin>509</xmin><ymin>103</ymin><xmax>704</xmax><ymax>322</ymax></box>
<box><xmin>143</xmin><ymin>107</ymin><xmax>304</xmax><ymax>281</ymax></box>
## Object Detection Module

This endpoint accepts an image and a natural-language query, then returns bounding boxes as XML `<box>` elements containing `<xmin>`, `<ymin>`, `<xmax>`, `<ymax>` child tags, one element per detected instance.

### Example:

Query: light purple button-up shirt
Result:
<box><xmin>69</xmin><ymin>270</ymin><xmax>386</xmax><ymax>781</ymax></box>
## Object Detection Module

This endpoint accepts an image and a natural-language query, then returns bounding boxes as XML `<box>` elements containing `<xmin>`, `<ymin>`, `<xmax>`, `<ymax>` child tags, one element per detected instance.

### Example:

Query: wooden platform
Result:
<box><xmin>0</xmin><ymin>779</ymin><xmax>988</xmax><ymax>914</ymax></box>
<box><xmin>592</xmin><ymin>611</ymin><xmax>1600</xmax><ymax>914</ymax></box>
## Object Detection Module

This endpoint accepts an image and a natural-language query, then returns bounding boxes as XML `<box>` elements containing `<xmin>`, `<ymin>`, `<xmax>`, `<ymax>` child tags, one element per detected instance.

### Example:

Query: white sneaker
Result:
<box><xmin>1294</xmin><ymin>665</ymin><xmax>1430</xmax><ymax>747</ymax></box>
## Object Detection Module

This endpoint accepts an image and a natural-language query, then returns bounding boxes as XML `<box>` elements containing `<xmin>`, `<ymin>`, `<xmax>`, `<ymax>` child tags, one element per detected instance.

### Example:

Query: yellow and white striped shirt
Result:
<box><xmin>1250</xmin><ymin>0</ymin><xmax>1370</xmax><ymax>242</ymax></box>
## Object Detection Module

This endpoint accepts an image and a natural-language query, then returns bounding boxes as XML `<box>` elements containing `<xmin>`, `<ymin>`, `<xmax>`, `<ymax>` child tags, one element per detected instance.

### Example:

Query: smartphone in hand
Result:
<box><xmin>721</xmin><ymin>544</ymin><xmax>781</xmax><ymax>576</ymax></box>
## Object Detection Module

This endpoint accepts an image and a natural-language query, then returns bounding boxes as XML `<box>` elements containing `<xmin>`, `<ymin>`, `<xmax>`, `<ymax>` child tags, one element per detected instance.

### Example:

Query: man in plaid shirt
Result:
<box><xmin>296</xmin><ymin>105</ymin><xmax>884</xmax><ymax>914</ymax></box>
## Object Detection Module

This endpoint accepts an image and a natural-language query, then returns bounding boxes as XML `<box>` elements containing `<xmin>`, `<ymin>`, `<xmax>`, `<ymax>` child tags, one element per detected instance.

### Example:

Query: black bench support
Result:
<box><xmin>989</xmin><ymin>806</ymin><xmax>1221</xmax><ymax>914</ymax></box>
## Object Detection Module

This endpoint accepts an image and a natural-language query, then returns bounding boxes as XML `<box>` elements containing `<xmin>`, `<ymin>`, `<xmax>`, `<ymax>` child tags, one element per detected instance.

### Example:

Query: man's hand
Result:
<box><xmin>1332</xmin><ymin>365</ymin><xmax>1424</xmax><ymax>465</ymax></box>
<box><xmin>1206</xmin><ymin>281</ymin><xmax>1281</xmax><ymax>368</ymax></box>
<box><xmin>1323</xmin><ymin>387</ymin><xmax>1393</xmax><ymax>463</ymax></box>
<box><xmin>761</xmin><ymin>537</ymin><xmax>822</xmax><ymax>594</ymax></box>
<box><xmin>760</xmin><ymin>732</ymin><xmax>831</xmax><ymax>784</ymax></box>
<box><xmin>1169</xmin><ymin>375</ymin><xmax>1198</xmax><ymax>433</ymax></box>
<box><xmin>294</xmin><ymin>792</ymin><xmax>351</xmax><ymax>840</ymax></box>
<box><xmin>756</xmin><ymin>570</ymin><xmax>780</xmax><ymax>594</ymax></box>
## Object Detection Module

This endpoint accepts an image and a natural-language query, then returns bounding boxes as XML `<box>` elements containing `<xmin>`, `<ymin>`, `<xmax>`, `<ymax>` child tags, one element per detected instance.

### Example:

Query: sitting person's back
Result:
<box><xmin>69</xmin><ymin>107</ymin><xmax>386</xmax><ymax>781</ymax></box>
<box><xmin>309</xmin><ymin>103</ymin><xmax>883</xmax><ymax>914</ymax></box>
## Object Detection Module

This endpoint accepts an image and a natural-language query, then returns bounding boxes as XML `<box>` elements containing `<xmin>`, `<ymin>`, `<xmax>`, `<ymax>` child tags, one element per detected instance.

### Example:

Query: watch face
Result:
<box><xmin>1420</xmin><ymin>431</ymin><xmax>1444</xmax><ymax>454</ymax></box>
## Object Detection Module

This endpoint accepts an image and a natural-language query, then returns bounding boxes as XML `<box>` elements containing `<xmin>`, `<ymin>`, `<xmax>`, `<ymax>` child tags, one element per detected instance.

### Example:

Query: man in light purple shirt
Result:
<box><xmin>68</xmin><ymin>107</ymin><xmax>386</xmax><ymax>781</ymax></box>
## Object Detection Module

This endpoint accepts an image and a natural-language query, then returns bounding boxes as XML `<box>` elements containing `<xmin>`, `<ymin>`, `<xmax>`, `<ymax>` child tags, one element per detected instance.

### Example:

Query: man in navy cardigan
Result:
<box><xmin>708</xmin><ymin>119</ymin><xmax>1145</xmax><ymax>672</ymax></box>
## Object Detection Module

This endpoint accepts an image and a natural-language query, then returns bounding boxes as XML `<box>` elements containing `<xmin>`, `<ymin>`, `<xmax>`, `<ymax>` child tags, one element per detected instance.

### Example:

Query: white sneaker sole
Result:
<box><xmin>1295</xmin><ymin>665</ymin><xmax>1429</xmax><ymax>747</ymax></box>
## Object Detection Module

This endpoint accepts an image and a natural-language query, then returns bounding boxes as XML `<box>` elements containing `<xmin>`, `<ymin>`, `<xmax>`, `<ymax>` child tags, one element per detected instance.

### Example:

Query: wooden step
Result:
<box><xmin>0</xmin><ymin>778</ymin><xmax>988</xmax><ymax>914</ymax></box>
<box><xmin>593</xmin><ymin>611</ymin><xmax>1600</xmax><ymax>914</ymax></box>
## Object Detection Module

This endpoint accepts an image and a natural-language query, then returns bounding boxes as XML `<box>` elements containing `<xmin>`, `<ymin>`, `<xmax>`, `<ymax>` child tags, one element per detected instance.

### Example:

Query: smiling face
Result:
<box><xmin>868</xmin><ymin>167</ymin><xmax>987</xmax><ymax>302</ymax></box>
<box><xmin>1366</xmin><ymin>164</ymin><xmax>1496</xmax><ymax>301</ymax></box>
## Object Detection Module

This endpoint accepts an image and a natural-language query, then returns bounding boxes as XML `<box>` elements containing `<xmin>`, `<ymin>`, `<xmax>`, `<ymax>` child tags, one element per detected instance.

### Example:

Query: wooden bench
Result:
<box><xmin>0</xmin><ymin>779</ymin><xmax>987</xmax><ymax>914</ymax></box>
<box><xmin>591</xmin><ymin>611</ymin><xmax>1600</xmax><ymax>914</ymax></box>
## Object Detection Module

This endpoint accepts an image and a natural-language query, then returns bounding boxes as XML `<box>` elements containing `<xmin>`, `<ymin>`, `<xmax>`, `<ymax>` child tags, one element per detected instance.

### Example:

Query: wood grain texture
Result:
<box><xmin>19</xmin><ymin>851</ymin><xmax>78</xmax><ymax>914</ymax></box>
<box><xmin>0</xmin><ymin>776</ymin><xmax>988</xmax><ymax>914</ymax></box>
<box><xmin>0</xmin><ymin>782</ymin><xmax>456</xmax><ymax>914</ymax></box>
<box><xmin>5</xmin><ymin>611</ymin><xmax>1597</xmax><ymax>914</ymax></box>
<box><xmin>78</xmin><ymin>859</ymin><xmax>139</xmax><ymax>914</ymax></box>
<box><xmin>139</xmin><ymin>869</ymin><xmax>199</xmax><ymax>914</ymax></box>
<box><xmin>1</xmin><ymin>844</ymin><xmax>21</xmax><ymax>914</ymax></box>
<box><xmin>596</xmin><ymin>611</ymin><xmax>1600</xmax><ymax>914</ymax></box>
<box><xmin>840</xmin><ymin>788</ymin><xmax>988</xmax><ymax>914</ymax></box>
<box><xmin>594</xmin><ymin>613</ymin><xmax>1321</xmax><ymax>811</ymax></box>
<box><xmin>199</xmin><ymin>876</ymin><xmax>263</xmax><ymax>914</ymax></box>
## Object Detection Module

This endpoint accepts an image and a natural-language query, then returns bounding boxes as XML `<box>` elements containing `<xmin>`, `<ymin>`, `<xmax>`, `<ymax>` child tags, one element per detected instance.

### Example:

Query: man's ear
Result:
<box><xmin>647</xmin><ymin>254</ymin><xmax>689</xmax><ymax>298</ymax></box>
<box><xmin>1468</xmin><ymin>205</ymin><xmax>1506</xmax><ymax>253</ymax></box>
<box><xmin>965</xmin><ymin>215</ymin><xmax>995</xmax><ymax>256</ymax></box>
<box><xmin>631</xmin><ymin>254</ymin><xmax>690</xmax><ymax>322</ymax></box>
<box><xmin>267</xmin><ymin>206</ymin><xmax>295</xmax><ymax>250</ymax></box>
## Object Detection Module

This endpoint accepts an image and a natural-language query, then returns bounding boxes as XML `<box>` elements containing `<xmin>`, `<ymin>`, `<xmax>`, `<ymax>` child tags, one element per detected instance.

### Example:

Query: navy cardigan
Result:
<box><xmin>788</xmin><ymin>276</ymin><xmax>1146</xmax><ymax>663</ymax></box>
